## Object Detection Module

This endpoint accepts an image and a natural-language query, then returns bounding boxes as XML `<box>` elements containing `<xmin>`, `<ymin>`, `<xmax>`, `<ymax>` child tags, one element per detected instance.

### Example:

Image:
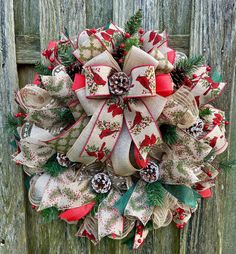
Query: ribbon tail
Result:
<box><xmin>161</xmin><ymin>183</ymin><xmax>201</xmax><ymax>208</ymax></box>
<box><xmin>59</xmin><ymin>201</ymin><xmax>96</xmax><ymax>222</ymax></box>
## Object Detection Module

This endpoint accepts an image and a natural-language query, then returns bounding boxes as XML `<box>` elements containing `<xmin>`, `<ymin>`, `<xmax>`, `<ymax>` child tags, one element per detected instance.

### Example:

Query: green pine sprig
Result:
<box><xmin>125</xmin><ymin>9</ymin><xmax>142</xmax><ymax>36</ymax></box>
<box><xmin>175</xmin><ymin>55</ymin><xmax>205</xmax><ymax>76</ymax></box>
<box><xmin>90</xmin><ymin>193</ymin><xmax>108</xmax><ymax>216</ymax></box>
<box><xmin>40</xmin><ymin>207</ymin><xmax>59</xmax><ymax>223</ymax></box>
<box><xmin>5</xmin><ymin>114</ymin><xmax>21</xmax><ymax>138</ymax></box>
<box><xmin>145</xmin><ymin>181</ymin><xmax>166</xmax><ymax>207</ymax></box>
<box><xmin>219</xmin><ymin>160</ymin><xmax>236</xmax><ymax>172</ymax></box>
<box><xmin>199</xmin><ymin>108</ymin><xmax>212</xmax><ymax>118</ymax></box>
<box><xmin>42</xmin><ymin>154</ymin><xmax>67</xmax><ymax>177</ymax></box>
<box><xmin>57</xmin><ymin>108</ymin><xmax>75</xmax><ymax>124</ymax></box>
<box><xmin>57</xmin><ymin>43</ymin><xmax>77</xmax><ymax>67</ymax></box>
<box><xmin>124</xmin><ymin>37</ymin><xmax>141</xmax><ymax>51</ymax></box>
<box><xmin>35</xmin><ymin>61</ymin><xmax>52</xmax><ymax>75</ymax></box>
<box><xmin>159</xmin><ymin>124</ymin><xmax>179</xmax><ymax>145</ymax></box>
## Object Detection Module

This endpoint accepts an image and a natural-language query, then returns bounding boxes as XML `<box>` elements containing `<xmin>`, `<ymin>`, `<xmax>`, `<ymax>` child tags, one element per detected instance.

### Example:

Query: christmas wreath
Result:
<box><xmin>8</xmin><ymin>10</ymin><xmax>232</xmax><ymax>250</ymax></box>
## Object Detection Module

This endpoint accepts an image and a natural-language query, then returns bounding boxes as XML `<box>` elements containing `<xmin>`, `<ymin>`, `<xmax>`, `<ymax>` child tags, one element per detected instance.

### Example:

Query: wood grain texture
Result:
<box><xmin>39</xmin><ymin>0</ymin><xmax>86</xmax><ymax>49</ymax></box>
<box><xmin>0</xmin><ymin>1</ymin><xmax>28</xmax><ymax>253</ymax></box>
<box><xmin>188</xmin><ymin>1</ymin><xmax>236</xmax><ymax>254</ymax></box>
<box><xmin>2</xmin><ymin>0</ymin><xmax>236</xmax><ymax>253</ymax></box>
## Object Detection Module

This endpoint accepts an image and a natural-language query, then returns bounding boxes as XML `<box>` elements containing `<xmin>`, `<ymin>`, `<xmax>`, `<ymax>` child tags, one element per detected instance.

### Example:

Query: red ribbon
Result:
<box><xmin>59</xmin><ymin>201</ymin><xmax>95</xmax><ymax>222</ymax></box>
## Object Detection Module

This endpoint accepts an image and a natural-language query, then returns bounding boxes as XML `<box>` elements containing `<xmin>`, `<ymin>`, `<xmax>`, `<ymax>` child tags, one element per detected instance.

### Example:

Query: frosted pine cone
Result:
<box><xmin>109</xmin><ymin>72</ymin><xmax>130</xmax><ymax>95</ymax></box>
<box><xmin>91</xmin><ymin>173</ymin><xmax>111</xmax><ymax>193</ymax></box>
<box><xmin>140</xmin><ymin>161</ymin><xmax>159</xmax><ymax>183</ymax></box>
<box><xmin>56</xmin><ymin>153</ymin><xmax>71</xmax><ymax>167</ymax></box>
<box><xmin>185</xmin><ymin>118</ymin><xmax>204</xmax><ymax>138</ymax></box>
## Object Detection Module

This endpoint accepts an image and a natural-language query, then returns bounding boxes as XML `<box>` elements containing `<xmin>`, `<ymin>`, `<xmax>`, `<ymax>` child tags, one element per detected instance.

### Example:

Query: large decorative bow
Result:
<box><xmin>67</xmin><ymin>46</ymin><xmax>170</xmax><ymax>174</ymax></box>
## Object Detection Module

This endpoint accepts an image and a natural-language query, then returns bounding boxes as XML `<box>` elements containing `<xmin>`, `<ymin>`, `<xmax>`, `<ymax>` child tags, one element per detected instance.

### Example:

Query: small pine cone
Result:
<box><xmin>56</xmin><ymin>153</ymin><xmax>71</xmax><ymax>167</ymax></box>
<box><xmin>66</xmin><ymin>63</ymin><xmax>82</xmax><ymax>81</ymax></box>
<box><xmin>109</xmin><ymin>72</ymin><xmax>130</xmax><ymax>95</ymax></box>
<box><xmin>170</xmin><ymin>67</ymin><xmax>186</xmax><ymax>90</ymax></box>
<box><xmin>185</xmin><ymin>118</ymin><xmax>204</xmax><ymax>138</ymax></box>
<box><xmin>140</xmin><ymin>161</ymin><xmax>159</xmax><ymax>183</ymax></box>
<box><xmin>91</xmin><ymin>173</ymin><xmax>111</xmax><ymax>194</ymax></box>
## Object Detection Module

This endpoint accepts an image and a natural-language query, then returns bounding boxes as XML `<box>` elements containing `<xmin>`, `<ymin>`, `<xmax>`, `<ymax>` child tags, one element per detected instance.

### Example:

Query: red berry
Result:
<box><xmin>179</xmin><ymin>224</ymin><xmax>184</xmax><ymax>229</ymax></box>
<box><xmin>137</xmin><ymin>225</ymin><xmax>142</xmax><ymax>230</ymax></box>
<box><xmin>139</xmin><ymin>37</ymin><xmax>144</xmax><ymax>43</ymax></box>
<box><xmin>203</xmin><ymin>124</ymin><xmax>209</xmax><ymax>131</ymax></box>
<box><xmin>206</xmin><ymin>66</ymin><xmax>211</xmax><ymax>72</ymax></box>
<box><xmin>125</xmin><ymin>32</ymin><xmax>130</xmax><ymax>38</ymax></box>
<box><xmin>42</xmin><ymin>50</ymin><xmax>47</xmax><ymax>56</ymax></box>
<box><xmin>48</xmin><ymin>65</ymin><xmax>54</xmax><ymax>71</ymax></box>
<box><xmin>49</xmin><ymin>57</ymin><xmax>54</xmax><ymax>63</ymax></box>
<box><xmin>139</xmin><ymin>28</ymin><xmax>144</xmax><ymax>35</ymax></box>
<box><xmin>31</xmin><ymin>205</ymin><xmax>36</xmax><ymax>209</ymax></box>
<box><xmin>192</xmin><ymin>74</ymin><xmax>197</xmax><ymax>79</ymax></box>
<box><xmin>91</xmin><ymin>28</ymin><xmax>97</xmax><ymax>34</ymax></box>
<box><xmin>213</xmin><ymin>120</ymin><xmax>218</xmax><ymax>125</ymax></box>
<box><xmin>176</xmin><ymin>208</ymin><xmax>184</xmax><ymax>214</ymax></box>
<box><xmin>176</xmin><ymin>224</ymin><xmax>180</xmax><ymax>228</ymax></box>
<box><xmin>118</xmin><ymin>58</ymin><xmax>123</xmax><ymax>63</ymax></box>
<box><xmin>120</xmin><ymin>43</ymin><xmax>125</xmax><ymax>49</ymax></box>
<box><xmin>179</xmin><ymin>215</ymin><xmax>184</xmax><ymax>220</ymax></box>
<box><xmin>124</xmin><ymin>51</ymin><xmax>128</xmax><ymax>56</ymax></box>
<box><xmin>15</xmin><ymin>161</ymin><xmax>20</xmax><ymax>165</ymax></box>
<box><xmin>225</xmin><ymin>121</ymin><xmax>229</xmax><ymax>125</ymax></box>
<box><xmin>138</xmin><ymin>239</ymin><xmax>142</xmax><ymax>243</ymax></box>
<box><xmin>207</xmin><ymin>171</ymin><xmax>212</xmax><ymax>177</ymax></box>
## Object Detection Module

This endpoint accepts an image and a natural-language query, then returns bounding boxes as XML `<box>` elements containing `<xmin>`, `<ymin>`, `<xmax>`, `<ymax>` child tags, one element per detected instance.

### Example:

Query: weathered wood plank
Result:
<box><xmin>21</xmin><ymin>1</ymin><xmax>90</xmax><ymax>253</ymax></box>
<box><xmin>113</xmin><ymin>0</ymin><xmax>192</xmax><ymax>34</ymax></box>
<box><xmin>13</xmin><ymin>0</ymin><xmax>40</xmax><ymax>35</ymax></box>
<box><xmin>180</xmin><ymin>1</ymin><xmax>236</xmax><ymax>254</ymax></box>
<box><xmin>0</xmin><ymin>1</ymin><xmax>28</xmax><ymax>254</ymax></box>
<box><xmin>16</xmin><ymin>35</ymin><xmax>41</xmax><ymax>64</ymax></box>
<box><xmin>39</xmin><ymin>0</ymin><xmax>86</xmax><ymax>50</ymax></box>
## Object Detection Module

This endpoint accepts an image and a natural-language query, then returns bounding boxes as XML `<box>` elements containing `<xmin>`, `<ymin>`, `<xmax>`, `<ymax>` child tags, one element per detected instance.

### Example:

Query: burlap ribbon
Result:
<box><xmin>67</xmin><ymin>46</ymin><xmax>169</xmax><ymax>175</ymax></box>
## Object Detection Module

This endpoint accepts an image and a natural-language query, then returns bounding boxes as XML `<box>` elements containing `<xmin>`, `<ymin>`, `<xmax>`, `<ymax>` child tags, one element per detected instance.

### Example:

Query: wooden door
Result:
<box><xmin>0</xmin><ymin>1</ymin><xmax>235</xmax><ymax>253</ymax></box>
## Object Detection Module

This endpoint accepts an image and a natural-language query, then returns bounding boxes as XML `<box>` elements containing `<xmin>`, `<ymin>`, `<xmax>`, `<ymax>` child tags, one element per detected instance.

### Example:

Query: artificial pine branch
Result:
<box><xmin>159</xmin><ymin>124</ymin><xmax>179</xmax><ymax>145</ymax></box>
<box><xmin>199</xmin><ymin>108</ymin><xmax>212</xmax><ymax>118</ymax></box>
<box><xmin>57</xmin><ymin>108</ymin><xmax>75</xmax><ymax>124</ymax></box>
<box><xmin>5</xmin><ymin>114</ymin><xmax>21</xmax><ymax>138</ymax></box>
<box><xmin>35</xmin><ymin>61</ymin><xmax>52</xmax><ymax>75</ymax></box>
<box><xmin>219</xmin><ymin>160</ymin><xmax>236</xmax><ymax>172</ymax></box>
<box><xmin>124</xmin><ymin>37</ymin><xmax>141</xmax><ymax>51</ymax></box>
<box><xmin>40</xmin><ymin>207</ymin><xmax>59</xmax><ymax>223</ymax></box>
<box><xmin>175</xmin><ymin>55</ymin><xmax>205</xmax><ymax>76</ymax></box>
<box><xmin>145</xmin><ymin>181</ymin><xmax>166</xmax><ymax>207</ymax></box>
<box><xmin>42</xmin><ymin>154</ymin><xmax>67</xmax><ymax>176</ymax></box>
<box><xmin>125</xmin><ymin>9</ymin><xmax>142</xmax><ymax>35</ymax></box>
<box><xmin>57</xmin><ymin>43</ymin><xmax>77</xmax><ymax>67</ymax></box>
<box><xmin>90</xmin><ymin>193</ymin><xmax>108</xmax><ymax>216</ymax></box>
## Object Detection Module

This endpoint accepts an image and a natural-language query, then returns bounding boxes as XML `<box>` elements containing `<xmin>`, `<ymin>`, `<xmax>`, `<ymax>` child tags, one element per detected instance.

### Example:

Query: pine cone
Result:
<box><xmin>185</xmin><ymin>118</ymin><xmax>204</xmax><ymax>138</ymax></box>
<box><xmin>56</xmin><ymin>153</ymin><xmax>71</xmax><ymax>167</ymax></box>
<box><xmin>66</xmin><ymin>63</ymin><xmax>82</xmax><ymax>81</ymax></box>
<box><xmin>91</xmin><ymin>173</ymin><xmax>111</xmax><ymax>194</ymax></box>
<box><xmin>140</xmin><ymin>161</ymin><xmax>159</xmax><ymax>183</ymax></box>
<box><xmin>170</xmin><ymin>67</ymin><xmax>186</xmax><ymax>90</ymax></box>
<box><xmin>109</xmin><ymin>72</ymin><xmax>130</xmax><ymax>95</ymax></box>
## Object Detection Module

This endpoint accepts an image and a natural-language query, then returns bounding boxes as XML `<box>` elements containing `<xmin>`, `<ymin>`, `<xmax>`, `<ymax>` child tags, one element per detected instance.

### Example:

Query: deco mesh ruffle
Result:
<box><xmin>10</xmin><ymin>10</ymin><xmax>230</xmax><ymax>250</ymax></box>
